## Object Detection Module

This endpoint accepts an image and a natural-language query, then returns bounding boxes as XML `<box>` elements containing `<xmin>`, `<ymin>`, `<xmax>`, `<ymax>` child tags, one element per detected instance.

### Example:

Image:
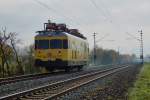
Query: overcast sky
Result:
<box><xmin>0</xmin><ymin>0</ymin><xmax>150</xmax><ymax>56</ymax></box>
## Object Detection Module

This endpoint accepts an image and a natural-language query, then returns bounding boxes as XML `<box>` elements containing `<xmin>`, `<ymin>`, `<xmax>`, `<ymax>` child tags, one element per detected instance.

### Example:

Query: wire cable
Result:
<box><xmin>96</xmin><ymin>33</ymin><xmax>110</xmax><ymax>43</ymax></box>
<box><xmin>48</xmin><ymin>0</ymin><xmax>87</xmax><ymax>26</ymax></box>
<box><xmin>89</xmin><ymin>0</ymin><xmax>111</xmax><ymax>22</ymax></box>
<box><xmin>33</xmin><ymin>0</ymin><xmax>79</xmax><ymax>26</ymax></box>
<box><xmin>126</xmin><ymin>32</ymin><xmax>140</xmax><ymax>41</ymax></box>
<box><xmin>97</xmin><ymin>0</ymin><xmax>113</xmax><ymax>21</ymax></box>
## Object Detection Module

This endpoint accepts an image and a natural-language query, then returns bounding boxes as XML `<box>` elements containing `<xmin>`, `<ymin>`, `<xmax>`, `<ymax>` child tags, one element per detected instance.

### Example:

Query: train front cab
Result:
<box><xmin>34</xmin><ymin>34</ymin><xmax>89</xmax><ymax>71</ymax></box>
<box><xmin>34</xmin><ymin>36</ymin><xmax>69</xmax><ymax>71</ymax></box>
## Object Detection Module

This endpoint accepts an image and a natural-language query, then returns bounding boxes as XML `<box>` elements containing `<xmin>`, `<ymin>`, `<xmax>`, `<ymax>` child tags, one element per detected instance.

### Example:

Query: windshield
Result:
<box><xmin>35</xmin><ymin>39</ymin><xmax>68</xmax><ymax>49</ymax></box>
<box><xmin>35</xmin><ymin>40</ymin><xmax>49</xmax><ymax>49</ymax></box>
<box><xmin>50</xmin><ymin>39</ymin><xmax>62</xmax><ymax>49</ymax></box>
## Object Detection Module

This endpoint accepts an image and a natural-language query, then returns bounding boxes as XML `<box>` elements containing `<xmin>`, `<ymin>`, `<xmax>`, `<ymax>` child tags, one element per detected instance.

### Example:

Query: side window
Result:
<box><xmin>75</xmin><ymin>50</ymin><xmax>77</xmax><ymax>59</ymax></box>
<box><xmin>68</xmin><ymin>40</ymin><xmax>70</xmax><ymax>49</ymax></box>
<box><xmin>35</xmin><ymin>40</ymin><xmax>38</xmax><ymax>49</ymax></box>
<box><xmin>50</xmin><ymin>39</ymin><xmax>62</xmax><ymax>49</ymax></box>
<box><xmin>63</xmin><ymin>40</ymin><xmax>68</xmax><ymax>49</ymax></box>
<box><xmin>72</xmin><ymin>51</ymin><xmax>74</xmax><ymax>59</ymax></box>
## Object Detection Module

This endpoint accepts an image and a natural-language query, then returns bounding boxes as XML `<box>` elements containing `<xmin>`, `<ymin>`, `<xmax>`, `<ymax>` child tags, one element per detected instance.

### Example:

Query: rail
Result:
<box><xmin>0</xmin><ymin>71</ymin><xmax>65</xmax><ymax>86</ymax></box>
<box><xmin>0</xmin><ymin>65</ymin><xmax>130</xmax><ymax>100</ymax></box>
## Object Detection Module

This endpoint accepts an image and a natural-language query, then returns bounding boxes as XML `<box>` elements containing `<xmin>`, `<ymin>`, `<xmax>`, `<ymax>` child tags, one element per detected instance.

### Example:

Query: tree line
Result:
<box><xmin>89</xmin><ymin>46</ymin><xmax>136</xmax><ymax>65</ymax></box>
<box><xmin>0</xmin><ymin>29</ymin><xmax>136</xmax><ymax>78</ymax></box>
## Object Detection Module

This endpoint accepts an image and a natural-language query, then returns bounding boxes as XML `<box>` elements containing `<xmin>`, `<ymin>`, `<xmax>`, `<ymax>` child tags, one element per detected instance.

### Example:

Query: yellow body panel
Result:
<box><xmin>35</xmin><ymin>49</ymin><xmax>68</xmax><ymax>61</ymax></box>
<box><xmin>35</xmin><ymin>33</ymin><xmax>89</xmax><ymax>66</ymax></box>
<box><xmin>67</xmin><ymin>34</ymin><xmax>89</xmax><ymax>62</ymax></box>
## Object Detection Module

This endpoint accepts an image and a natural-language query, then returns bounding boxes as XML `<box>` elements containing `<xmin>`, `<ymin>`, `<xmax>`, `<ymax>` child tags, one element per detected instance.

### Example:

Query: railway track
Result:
<box><xmin>0</xmin><ymin>71</ymin><xmax>66</xmax><ymax>86</ymax></box>
<box><xmin>0</xmin><ymin>64</ymin><xmax>121</xmax><ymax>86</ymax></box>
<box><xmin>0</xmin><ymin>65</ymin><xmax>130</xmax><ymax>100</ymax></box>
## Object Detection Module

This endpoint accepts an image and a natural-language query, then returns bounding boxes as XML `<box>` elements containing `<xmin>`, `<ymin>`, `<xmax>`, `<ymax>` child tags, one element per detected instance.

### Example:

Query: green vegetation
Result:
<box><xmin>128</xmin><ymin>63</ymin><xmax>150</xmax><ymax>100</ymax></box>
<box><xmin>0</xmin><ymin>29</ymin><xmax>43</xmax><ymax>78</ymax></box>
<box><xmin>90</xmin><ymin>47</ymin><xmax>136</xmax><ymax>65</ymax></box>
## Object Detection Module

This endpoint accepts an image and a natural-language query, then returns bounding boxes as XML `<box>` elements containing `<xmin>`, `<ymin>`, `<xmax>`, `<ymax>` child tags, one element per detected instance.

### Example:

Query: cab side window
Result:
<box><xmin>35</xmin><ymin>40</ymin><xmax>38</xmax><ymax>49</ymax></box>
<box><xmin>63</xmin><ymin>40</ymin><xmax>68</xmax><ymax>49</ymax></box>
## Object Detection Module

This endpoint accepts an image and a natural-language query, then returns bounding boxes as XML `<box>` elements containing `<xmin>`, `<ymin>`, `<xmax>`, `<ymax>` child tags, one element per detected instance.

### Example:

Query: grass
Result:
<box><xmin>128</xmin><ymin>63</ymin><xmax>150</xmax><ymax>100</ymax></box>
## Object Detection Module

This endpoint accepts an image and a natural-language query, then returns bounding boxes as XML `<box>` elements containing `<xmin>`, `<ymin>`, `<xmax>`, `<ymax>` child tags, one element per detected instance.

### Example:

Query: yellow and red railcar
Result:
<box><xmin>34</xmin><ymin>21</ymin><xmax>89</xmax><ymax>71</ymax></box>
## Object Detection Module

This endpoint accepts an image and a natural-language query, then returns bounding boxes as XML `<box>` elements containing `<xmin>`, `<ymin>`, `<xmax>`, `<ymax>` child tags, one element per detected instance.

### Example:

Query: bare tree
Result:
<box><xmin>9</xmin><ymin>32</ymin><xmax>24</xmax><ymax>75</ymax></box>
<box><xmin>0</xmin><ymin>28</ymin><xmax>11</xmax><ymax>77</ymax></box>
<box><xmin>0</xmin><ymin>28</ymin><xmax>24</xmax><ymax>77</ymax></box>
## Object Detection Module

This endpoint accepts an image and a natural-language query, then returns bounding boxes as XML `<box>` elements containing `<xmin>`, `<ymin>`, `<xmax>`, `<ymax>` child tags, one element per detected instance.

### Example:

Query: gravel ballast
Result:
<box><xmin>60</xmin><ymin>64</ymin><xmax>142</xmax><ymax>100</ymax></box>
<box><xmin>0</xmin><ymin>65</ymin><xmax>109</xmax><ymax>97</ymax></box>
